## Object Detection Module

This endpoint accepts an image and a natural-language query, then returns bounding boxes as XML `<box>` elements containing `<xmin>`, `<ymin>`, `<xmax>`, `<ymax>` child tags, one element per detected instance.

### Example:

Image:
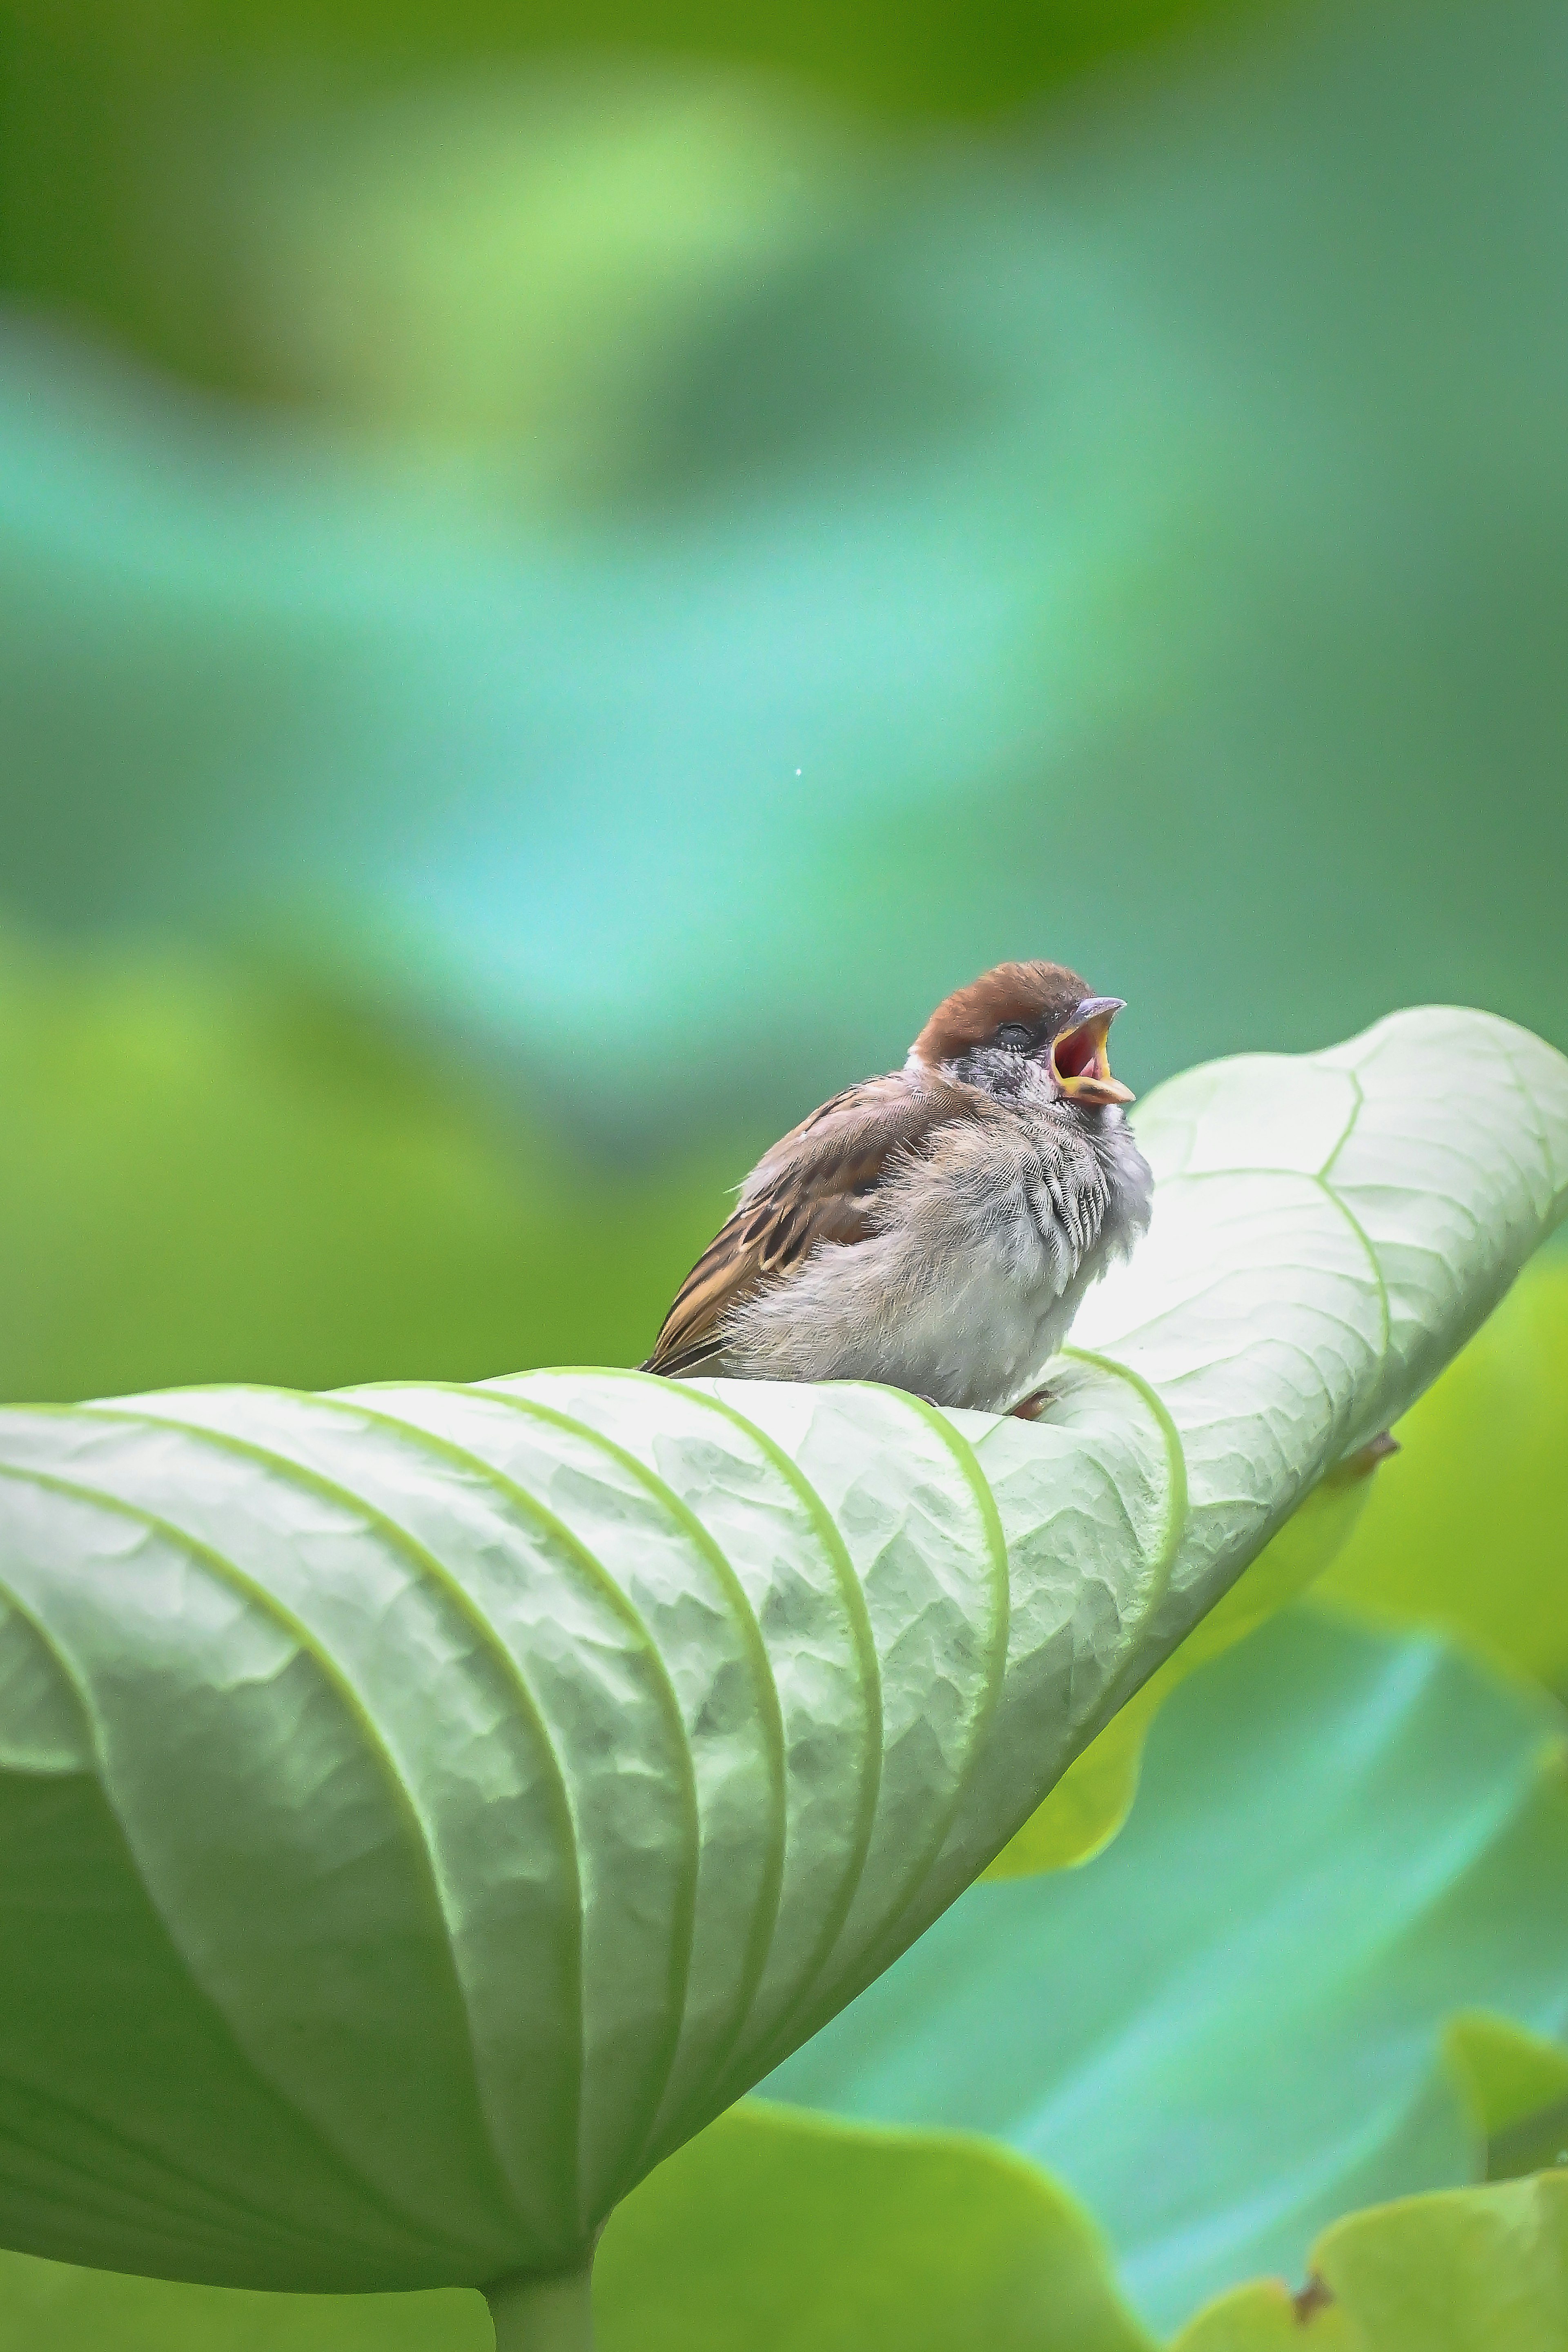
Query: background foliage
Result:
<box><xmin>2</xmin><ymin>0</ymin><xmax>1566</xmax><ymax>2339</ymax></box>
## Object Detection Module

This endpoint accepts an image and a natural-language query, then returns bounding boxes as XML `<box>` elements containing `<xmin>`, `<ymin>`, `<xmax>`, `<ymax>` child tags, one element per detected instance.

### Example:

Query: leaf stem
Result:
<box><xmin>485</xmin><ymin>2264</ymin><xmax>595</xmax><ymax>2352</ymax></box>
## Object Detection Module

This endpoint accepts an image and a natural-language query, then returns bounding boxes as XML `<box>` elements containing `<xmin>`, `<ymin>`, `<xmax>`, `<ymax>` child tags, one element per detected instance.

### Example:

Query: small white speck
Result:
<box><xmin>795</xmin><ymin>767</ymin><xmax>802</xmax><ymax>775</ymax></box>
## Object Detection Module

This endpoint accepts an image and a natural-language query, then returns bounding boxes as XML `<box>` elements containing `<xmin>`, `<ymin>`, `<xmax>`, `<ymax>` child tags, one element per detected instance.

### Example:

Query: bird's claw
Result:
<box><xmin>1327</xmin><ymin>1429</ymin><xmax>1401</xmax><ymax>1483</ymax></box>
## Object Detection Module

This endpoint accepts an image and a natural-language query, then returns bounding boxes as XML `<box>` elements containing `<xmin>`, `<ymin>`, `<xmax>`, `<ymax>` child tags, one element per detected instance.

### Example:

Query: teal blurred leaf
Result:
<box><xmin>0</xmin><ymin>1008</ymin><xmax>1559</xmax><ymax>2305</ymax></box>
<box><xmin>762</xmin><ymin>1601</ymin><xmax>1568</xmax><ymax>2332</ymax></box>
<box><xmin>599</xmin><ymin>2071</ymin><xmax>1568</xmax><ymax>2352</ymax></box>
<box><xmin>4</xmin><ymin>0</ymin><xmax>1568</xmax><ymax>1142</ymax></box>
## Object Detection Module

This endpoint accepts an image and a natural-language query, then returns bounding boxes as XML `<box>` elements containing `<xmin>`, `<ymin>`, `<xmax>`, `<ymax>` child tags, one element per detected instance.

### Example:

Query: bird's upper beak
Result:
<box><xmin>1050</xmin><ymin>997</ymin><xmax>1135</xmax><ymax>1105</ymax></box>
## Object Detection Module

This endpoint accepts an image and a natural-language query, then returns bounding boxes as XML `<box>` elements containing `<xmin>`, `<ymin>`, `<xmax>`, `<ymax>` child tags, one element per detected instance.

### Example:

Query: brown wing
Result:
<box><xmin>641</xmin><ymin>1073</ymin><xmax>976</xmax><ymax>1377</ymax></box>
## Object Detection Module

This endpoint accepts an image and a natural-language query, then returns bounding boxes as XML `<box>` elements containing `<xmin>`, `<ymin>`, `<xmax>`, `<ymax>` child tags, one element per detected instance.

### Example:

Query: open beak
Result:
<box><xmin>1050</xmin><ymin>996</ymin><xmax>1135</xmax><ymax>1105</ymax></box>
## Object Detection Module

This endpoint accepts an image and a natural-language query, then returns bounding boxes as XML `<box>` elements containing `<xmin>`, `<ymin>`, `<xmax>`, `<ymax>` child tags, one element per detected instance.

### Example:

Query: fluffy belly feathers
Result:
<box><xmin>718</xmin><ymin>1104</ymin><xmax>1151</xmax><ymax>1412</ymax></box>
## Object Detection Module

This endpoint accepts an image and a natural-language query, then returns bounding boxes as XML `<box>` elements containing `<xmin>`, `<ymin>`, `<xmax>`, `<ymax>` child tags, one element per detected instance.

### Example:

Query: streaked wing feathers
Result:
<box><xmin>641</xmin><ymin>1074</ymin><xmax>972</xmax><ymax>1376</ymax></box>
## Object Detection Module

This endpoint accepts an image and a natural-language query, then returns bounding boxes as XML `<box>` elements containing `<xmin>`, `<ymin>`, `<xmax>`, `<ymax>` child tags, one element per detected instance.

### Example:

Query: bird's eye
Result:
<box><xmin>995</xmin><ymin>1023</ymin><xmax>1033</xmax><ymax>1051</ymax></box>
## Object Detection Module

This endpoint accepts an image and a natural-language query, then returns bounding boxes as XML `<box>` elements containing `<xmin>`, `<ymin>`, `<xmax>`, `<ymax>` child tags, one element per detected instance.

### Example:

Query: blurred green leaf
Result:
<box><xmin>607</xmin><ymin>2122</ymin><xmax>1568</xmax><ymax>2352</ymax></box>
<box><xmin>11</xmin><ymin>2118</ymin><xmax>1568</xmax><ymax>2348</ymax></box>
<box><xmin>1445</xmin><ymin>2010</ymin><xmax>1568</xmax><ymax>2185</ymax></box>
<box><xmin>0</xmin><ymin>0</ymin><xmax>1252</xmax><ymax>399</ymax></box>
<box><xmin>1446</xmin><ymin>2012</ymin><xmax>1568</xmax><ymax>2147</ymax></box>
<box><xmin>763</xmin><ymin>1602</ymin><xmax>1568</xmax><ymax>2332</ymax></box>
<box><xmin>1313</xmin><ymin>2171</ymin><xmax>1568</xmax><ymax>2348</ymax></box>
<box><xmin>1319</xmin><ymin>1257</ymin><xmax>1568</xmax><ymax>1690</ymax></box>
<box><xmin>238</xmin><ymin>68</ymin><xmax>871</xmax><ymax>501</ymax></box>
<box><xmin>0</xmin><ymin>927</ymin><xmax>731</xmax><ymax>1401</ymax></box>
<box><xmin>1487</xmin><ymin>2102</ymin><xmax>1568</xmax><ymax>2187</ymax></box>
<box><xmin>1177</xmin><ymin>2173</ymin><xmax>1568</xmax><ymax>2351</ymax></box>
<box><xmin>597</xmin><ymin>2103</ymin><xmax>1154</xmax><ymax>2352</ymax></box>
<box><xmin>1169</xmin><ymin>2281</ymin><xmax>1355</xmax><ymax>2350</ymax></box>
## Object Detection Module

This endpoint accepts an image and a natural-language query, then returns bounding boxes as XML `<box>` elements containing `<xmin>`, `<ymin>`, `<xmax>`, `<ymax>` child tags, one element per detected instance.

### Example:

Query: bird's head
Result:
<box><xmin>907</xmin><ymin>960</ymin><xmax>1135</xmax><ymax>1107</ymax></box>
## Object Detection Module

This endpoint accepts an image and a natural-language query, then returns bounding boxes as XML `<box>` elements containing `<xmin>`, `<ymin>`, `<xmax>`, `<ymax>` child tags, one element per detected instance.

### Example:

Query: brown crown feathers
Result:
<box><xmin>909</xmin><ymin>960</ymin><xmax>1094</xmax><ymax>1068</ymax></box>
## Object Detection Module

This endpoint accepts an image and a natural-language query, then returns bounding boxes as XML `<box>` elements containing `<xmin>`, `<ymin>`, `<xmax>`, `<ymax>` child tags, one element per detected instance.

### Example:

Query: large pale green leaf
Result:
<box><xmin>5</xmin><ymin>1612</ymin><xmax>1568</xmax><ymax>2345</ymax></box>
<box><xmin>985</xmin><ymin>1441</ymin><xmax>1383</xmax><ymax>1875</ymax></box>
<box><xmin>0</xmin><ymin>1008</ymin><xmax>1563</xmax><ymax>2314</ymax></box>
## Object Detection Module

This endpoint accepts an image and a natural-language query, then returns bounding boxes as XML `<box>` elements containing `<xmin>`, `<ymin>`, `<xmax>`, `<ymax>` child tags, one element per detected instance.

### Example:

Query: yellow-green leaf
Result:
<box><xmin>1319</xmin><ymin>1258</ymin><xmax>1568</xmax><ymax>1689</ymax></box>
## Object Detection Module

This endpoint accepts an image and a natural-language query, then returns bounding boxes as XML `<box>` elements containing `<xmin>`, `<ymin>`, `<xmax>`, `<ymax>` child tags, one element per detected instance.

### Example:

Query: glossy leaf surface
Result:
<box><xmin>0</xmin><ymin>1008</ymin><xmax>1563</xmax><ymax>2294</ymax></box>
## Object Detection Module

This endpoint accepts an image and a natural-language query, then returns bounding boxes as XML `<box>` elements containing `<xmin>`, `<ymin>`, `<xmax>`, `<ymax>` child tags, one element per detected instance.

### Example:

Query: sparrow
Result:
<box><xmin>641</xmin><ymin>960</ymin><xmax>1154</xmax><ymax>1414</ymax></box>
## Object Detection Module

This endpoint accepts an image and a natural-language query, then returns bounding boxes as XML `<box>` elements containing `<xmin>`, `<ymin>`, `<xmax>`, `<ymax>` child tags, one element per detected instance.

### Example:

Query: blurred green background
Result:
<box><xmin>4</xmin><ymin>0</ymin><xmax>1566</xmax><ymax>1401</ymax></box>
<box><xmin>4</xmin><ymin>0</ymin><xmax>1568</xmax><ymax>2340</ymax></box>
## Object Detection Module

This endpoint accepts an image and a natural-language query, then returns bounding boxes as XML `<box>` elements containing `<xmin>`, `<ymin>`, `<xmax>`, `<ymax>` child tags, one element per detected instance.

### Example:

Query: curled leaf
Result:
<box><xmin>0</xmin><ymin>1007</ymin><xmax>1562</xmax><ymax>2296</ymax></box>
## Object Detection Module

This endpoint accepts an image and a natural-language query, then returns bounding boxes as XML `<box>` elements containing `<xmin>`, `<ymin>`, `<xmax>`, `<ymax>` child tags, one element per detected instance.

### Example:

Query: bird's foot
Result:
<box><xmin>1009</xmin><ymin>1384</ymin><xmax>1057</xmax><ymax>1422</ymax></box>
<box><xmin>1327</xmin><ymin>1429</ymin><xmax>1401</xmax><ymax>1483</ymax></box>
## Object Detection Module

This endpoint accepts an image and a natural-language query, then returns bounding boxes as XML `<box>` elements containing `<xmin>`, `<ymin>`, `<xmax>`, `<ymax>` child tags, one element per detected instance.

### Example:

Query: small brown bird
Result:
<box><xmin>642</xmin><ymin>960</ymin><xmax>1153</xmax><ymax>1414</ymax></box>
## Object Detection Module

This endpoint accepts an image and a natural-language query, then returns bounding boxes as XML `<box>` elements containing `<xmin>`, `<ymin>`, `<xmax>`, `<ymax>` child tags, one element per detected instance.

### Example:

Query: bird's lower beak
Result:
<box><xmin>1051</xmin><ymin>997</ymin><xmax>1135</xmax><ymax>1105</ymax></box>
